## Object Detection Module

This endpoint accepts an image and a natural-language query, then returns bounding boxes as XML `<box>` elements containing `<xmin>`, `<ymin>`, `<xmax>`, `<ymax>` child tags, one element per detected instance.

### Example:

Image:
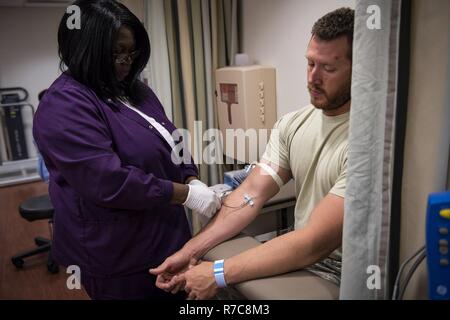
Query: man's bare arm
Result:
<box><xmin>221</xmin><ymin>193</ymin><xmax>344</xmax><ymax>285</ymax></box>
<box><xmin>183</xmin><ymin>162</ymin><xmax>292</xmax><ymax>261</ymax></box>
<box><xmin>150</xmin><ymin>162</ymin><xmax>291</xmax><ymax>290</ymax></box>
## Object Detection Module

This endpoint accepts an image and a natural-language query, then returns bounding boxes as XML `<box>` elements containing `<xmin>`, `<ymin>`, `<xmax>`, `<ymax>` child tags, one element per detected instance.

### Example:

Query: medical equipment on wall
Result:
<box><xmin>215</xmin><ymin>65</ymin><xmax>277</xmax><ymax>164</ymax></box>
<box><xmin>426</xmin><ymin>191</ymin><xmax>450</xmax><ymax>300</ymax></box>
<box><xmin>392</xmin><ymin>191</ymin><xmax>450</xmax><ymax>300</ymax></box>
<box><xmin>0</xmin><ymin>87</ymin><xmax>31</xmax><ymax>162</ymax></box>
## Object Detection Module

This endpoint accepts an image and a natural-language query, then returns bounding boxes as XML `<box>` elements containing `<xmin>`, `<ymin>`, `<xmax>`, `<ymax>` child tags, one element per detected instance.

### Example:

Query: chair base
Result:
<box><xmin>11</xmin><ymin>237</ymin><xmax>59</xmax><ymax>274</ymax></box>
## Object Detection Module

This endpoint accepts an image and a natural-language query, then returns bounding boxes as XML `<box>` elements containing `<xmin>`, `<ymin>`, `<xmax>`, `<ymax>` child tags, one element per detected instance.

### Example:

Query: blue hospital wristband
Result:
<box><xmin>213</xmin><ymin>259</ymin><xmax>227</xmax><ymax>288</ymax></box>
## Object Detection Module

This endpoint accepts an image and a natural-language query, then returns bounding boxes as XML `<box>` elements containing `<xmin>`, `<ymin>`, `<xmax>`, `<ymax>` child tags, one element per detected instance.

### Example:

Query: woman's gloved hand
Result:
<box><xmin>183</xmin><ymin>179</ymin><xmax>221</xmax><ymax>218</ymax></box>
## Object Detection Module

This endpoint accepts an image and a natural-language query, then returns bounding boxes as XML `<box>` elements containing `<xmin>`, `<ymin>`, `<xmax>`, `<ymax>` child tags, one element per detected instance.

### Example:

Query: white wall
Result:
<box><xmin>241</xmin><ymin>0</ymin><xmax>355</xmax><ymax>118</ymax></box>
<box><xmin>0</xmin><ymin>1</ymin><xmax>357</xmax><ymax>155</ymax></box>
<box><xmin>0</xmin><ymin>7</ymin><xmax>64</xmax><ymax>157</ymax></box>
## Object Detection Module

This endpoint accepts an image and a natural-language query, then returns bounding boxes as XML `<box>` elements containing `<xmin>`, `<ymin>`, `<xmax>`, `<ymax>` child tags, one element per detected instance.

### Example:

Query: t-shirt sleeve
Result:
<box><xmin>261</xmin><ymin>115</ymin><xmax>291</xmax><ymax>171</ymax></box>
<box><xmin>329</xmin><ymin>148</ymin><xmax>347</xmax><ymax>198</ymax></box>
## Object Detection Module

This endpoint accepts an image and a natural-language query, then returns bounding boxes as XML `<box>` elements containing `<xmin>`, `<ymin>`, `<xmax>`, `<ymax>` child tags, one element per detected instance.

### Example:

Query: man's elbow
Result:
<box><xmin>295</xmin><ymin>233</ymin><xmax>342</xmax><ymax>269</ymax></box>
<box><xmin>311</xmin><ymin>237</ymin><xmax>342</xmax><ymax>264</ymax></box>
<box><xmin>242</xmin><ymin>168</ymin><xmax>281</xmax><ymax>203</ymax></box>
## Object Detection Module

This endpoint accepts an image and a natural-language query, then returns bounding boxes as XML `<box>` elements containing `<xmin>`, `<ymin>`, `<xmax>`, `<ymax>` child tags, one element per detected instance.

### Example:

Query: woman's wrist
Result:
<box><xmin>171</xmin><ymin>182</ymin><xmax>189</xmax><ymax>204</ymax></box>
<box><xmin>185</xmin><ymin>176</ymin><xmax>198</xmax><ymax>184</ymax></box>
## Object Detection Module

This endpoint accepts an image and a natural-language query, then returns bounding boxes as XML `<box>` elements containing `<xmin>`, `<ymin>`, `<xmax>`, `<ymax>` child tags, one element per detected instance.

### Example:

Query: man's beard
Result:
<box><xmin>309</xmin><ymin>83</ymin><xmax>351</xmax><ymax>111</ymax></box>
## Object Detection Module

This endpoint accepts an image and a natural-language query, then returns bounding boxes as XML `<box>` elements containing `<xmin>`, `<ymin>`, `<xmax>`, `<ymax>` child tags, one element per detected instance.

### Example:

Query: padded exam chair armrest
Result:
<box><xmin>204</xmin><ymin>236</ymin><xmax>339</xmax><ymax>300</ymax></box>
<box><xmin>204</xmin><ymin>235</ymin><xmax>260</xmax><ymax>260</ymax></box>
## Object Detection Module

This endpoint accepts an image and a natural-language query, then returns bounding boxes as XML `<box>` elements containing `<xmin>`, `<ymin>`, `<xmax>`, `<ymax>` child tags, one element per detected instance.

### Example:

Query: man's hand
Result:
<box><xmin>182</xmin><ymin>261</ymin><xmax>219</xmax><ymax>300</ymax></box>
<box><xmin>154</xmin><ymin>163</ymin><xmax>291</xmax><ymax>296</ymax></box>
<box><xmin>149</xmin><ymin>249</ymin><xmax>198</xmax><ymax>293</ymax></box>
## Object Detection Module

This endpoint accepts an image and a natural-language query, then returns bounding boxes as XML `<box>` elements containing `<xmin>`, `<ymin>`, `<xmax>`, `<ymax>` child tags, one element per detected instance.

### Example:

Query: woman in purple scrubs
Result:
<box><xmin>33</xmin><ymin>0</ymin><xmax>220</xmax><ymax>300</ymax></box>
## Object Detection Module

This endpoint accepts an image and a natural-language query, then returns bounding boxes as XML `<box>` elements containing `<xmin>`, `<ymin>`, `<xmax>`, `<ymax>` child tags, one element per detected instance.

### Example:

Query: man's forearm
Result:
<box><xmin>183</xmin><ymin>189</ymin><xmax>262</xmax><ymax>260</ymax></box>
<box><xmin>182</xmin><ymin>167</ymin><xmax>281</xmax><ymax>260</ymax></box>
<box><xmin>223</xmin><ymin>230</ymin><xmax>321</xmax><ymax>285</ymax></box>
<box><xmin>223</xmin><ymin>193</ymin><xmax>344</xmax><ymax>285</ymax></box>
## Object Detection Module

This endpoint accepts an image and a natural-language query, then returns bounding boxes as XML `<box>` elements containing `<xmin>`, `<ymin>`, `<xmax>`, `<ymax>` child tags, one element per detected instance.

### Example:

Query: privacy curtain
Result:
<box><xmin>340</xmin><ymin>0</ymin><xmax>405</xmax><ymax>300</ymax></box>
<box><xmin>145</xmin><ymin>0</ymin><xmax>240</xmax><ymax>233</ymax></box>
<box><xmin>144</xmin><ymin>0</ymin><xmax>173</xmax><ymax>120</ymax></box>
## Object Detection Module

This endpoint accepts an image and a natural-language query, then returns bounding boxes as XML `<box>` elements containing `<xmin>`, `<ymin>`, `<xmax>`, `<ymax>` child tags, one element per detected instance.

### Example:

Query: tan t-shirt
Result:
<box><xmin>262</xmin><ymin>105</ymin><xmax>349</xmax><ymax>258</ymax></box>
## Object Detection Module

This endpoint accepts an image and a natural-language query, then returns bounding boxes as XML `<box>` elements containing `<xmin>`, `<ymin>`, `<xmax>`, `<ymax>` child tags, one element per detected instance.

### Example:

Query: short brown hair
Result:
<box><xmin>311</xmin><ymin>7</ymin><xmax>355</xmax><ymax>60</ymax></box>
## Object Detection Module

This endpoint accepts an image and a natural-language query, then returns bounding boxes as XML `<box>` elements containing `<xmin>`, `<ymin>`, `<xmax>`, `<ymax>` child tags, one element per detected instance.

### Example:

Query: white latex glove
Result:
<box><xmin>187</xmin><ymin>179</ymin><xmax>208</xmax><ymax>188</ymax></box>
<box><xmin>183</xmin><ymin>179</ymin><xmax>221</xmax><ymax>218</ymax></box>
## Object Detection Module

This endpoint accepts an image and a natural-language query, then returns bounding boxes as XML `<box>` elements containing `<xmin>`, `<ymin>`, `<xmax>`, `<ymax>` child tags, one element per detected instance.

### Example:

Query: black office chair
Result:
<box><xmin>11</xmin><ymin>194</ymin><xmax>59</xmax><ymax>273</ymax></box>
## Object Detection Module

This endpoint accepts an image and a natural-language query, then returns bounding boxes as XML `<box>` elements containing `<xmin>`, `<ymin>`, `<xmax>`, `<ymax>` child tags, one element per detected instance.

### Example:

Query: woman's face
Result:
<box><xmin>114</xmin><ymin>26</ymin><xmax>136</xmax><ymax>82</ymax></box>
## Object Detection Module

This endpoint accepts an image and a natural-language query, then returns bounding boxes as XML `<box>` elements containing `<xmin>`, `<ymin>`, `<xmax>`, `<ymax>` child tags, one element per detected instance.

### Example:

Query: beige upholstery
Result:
<box><xmin>204</xmin><ymin>236</ymin><xmax>339</xmax><ymax>300</ymax></box>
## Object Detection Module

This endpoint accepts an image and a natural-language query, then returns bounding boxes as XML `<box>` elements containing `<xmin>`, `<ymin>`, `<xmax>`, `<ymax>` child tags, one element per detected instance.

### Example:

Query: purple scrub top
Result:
<box><xmin>33</xmin><ymin>73</ymin><xmax>197</xmax><ymax>278</ymax></box>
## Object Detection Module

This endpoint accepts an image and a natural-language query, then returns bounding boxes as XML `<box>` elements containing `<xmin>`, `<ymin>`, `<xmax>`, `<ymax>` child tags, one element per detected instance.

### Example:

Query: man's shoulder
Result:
<box><xmin>282</xmin><ymin>104</ymin><xmax>315</xmax><ymax>119</ymax></box>
<box><xmin>276</xmin><ymin>105</ymin><xmax>316</xmax><ymax>132</ymax></box>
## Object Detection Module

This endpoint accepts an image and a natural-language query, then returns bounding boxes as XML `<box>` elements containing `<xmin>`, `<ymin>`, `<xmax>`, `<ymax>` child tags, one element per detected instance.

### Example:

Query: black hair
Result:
<box><xmin>58</xmin><ymin>0</ymin><xmax>150</xmax><ymax>105</ymax></box>
<box><xmin>312</xmin><ymin>7</ymin><xmax>354</xmax><ymax>60</ymax></box>
<box><xmin>38</xmin><ymin>89</ymin><xmax>48</xmax><ymax>101</ymax></box>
